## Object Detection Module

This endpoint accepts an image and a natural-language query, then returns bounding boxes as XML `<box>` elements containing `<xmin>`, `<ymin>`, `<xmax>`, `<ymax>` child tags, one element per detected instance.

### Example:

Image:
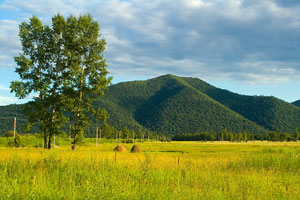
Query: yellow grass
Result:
<box><xmin>0</xmin><ymin>141</ymin><xmax>299</xmax><ymax>199</ymax></box>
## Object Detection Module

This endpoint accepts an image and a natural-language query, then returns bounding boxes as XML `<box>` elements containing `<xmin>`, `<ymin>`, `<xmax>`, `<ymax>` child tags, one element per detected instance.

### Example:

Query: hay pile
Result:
<box><xmin>113</xmin><ymin>145</ymin><xmax>127</xmax><ymax>152</ymax></box>
<box><xmin>130</xmin><ymin>145</ymin><xmax>142</xmax><ymax>153</ymax></box>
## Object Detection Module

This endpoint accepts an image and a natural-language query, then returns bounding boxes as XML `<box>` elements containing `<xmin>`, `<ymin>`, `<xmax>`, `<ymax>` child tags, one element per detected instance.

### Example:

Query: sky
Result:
<box><xmin>0</xmin><ymin>0</ymin><xmax>300</xmax><ymax>105</ymax></box>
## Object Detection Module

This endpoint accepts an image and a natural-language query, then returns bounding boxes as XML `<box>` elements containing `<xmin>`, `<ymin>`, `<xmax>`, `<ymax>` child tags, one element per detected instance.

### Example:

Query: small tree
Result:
<box><xmin>122</xmin><ymin>127</ymin><xmax>131</xmax><ymax>142</ymax></box>
<box><xmin>14</xmin><ymin>134</ymin><xmax>21</xmax><ymax>147</ymax></box>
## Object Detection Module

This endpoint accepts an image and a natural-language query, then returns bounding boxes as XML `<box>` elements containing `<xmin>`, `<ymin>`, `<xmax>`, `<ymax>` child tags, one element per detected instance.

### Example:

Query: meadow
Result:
<box><xmin>0</xmin><ymin>141</ymin><xmax>300</xmax><ymax>199</ymax></box>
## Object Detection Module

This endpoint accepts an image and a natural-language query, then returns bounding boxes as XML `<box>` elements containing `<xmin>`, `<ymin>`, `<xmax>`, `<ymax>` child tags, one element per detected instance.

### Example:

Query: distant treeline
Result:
<box><xmin>172</xmin><ymin>129</ymin><xmax>300</xmax><ymax>142</ymax></box>
<box><xmin>86</xmin><ymin>123</ymin><xmax>168</xmax><ymax>142</ymax></box>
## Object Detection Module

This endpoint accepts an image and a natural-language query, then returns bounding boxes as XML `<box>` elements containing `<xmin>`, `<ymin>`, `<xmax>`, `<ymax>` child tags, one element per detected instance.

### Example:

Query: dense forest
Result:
<box><xmin>1</xmin><ymin>74</ymin><xmax>300</xmax><ymax>137</ymax></box>
<box><xmin>293</xmin><ymin>100</ymin><xmax>300</xmax><ymax>107</ymax></box>
<box><xmin>172</xmin><ymin>130</ymin><xmax>299</xmax><ymax>142</ymax></box>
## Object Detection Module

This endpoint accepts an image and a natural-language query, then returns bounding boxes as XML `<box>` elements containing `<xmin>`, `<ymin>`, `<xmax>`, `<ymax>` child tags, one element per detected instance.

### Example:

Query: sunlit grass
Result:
<box><xmin>0</xmin><ymin>141</ymin><xmax>300</xmax><ymax>199</ymax></box>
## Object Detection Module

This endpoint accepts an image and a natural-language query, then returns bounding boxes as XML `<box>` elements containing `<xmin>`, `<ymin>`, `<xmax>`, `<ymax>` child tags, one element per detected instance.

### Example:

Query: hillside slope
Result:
<box><xmin>292</xmin><ymin>100</ymin><xmax>300</xmax><ymax>107</ymax></box>
<box><xmin>182</xmin><ymin>77</ymin><xmax>300</xmax><ymax>133</ymax></box>
<box><xmin>97</xmin><ymin>75</ymin><xmax>266</xmax><ymax>135</ymax></box>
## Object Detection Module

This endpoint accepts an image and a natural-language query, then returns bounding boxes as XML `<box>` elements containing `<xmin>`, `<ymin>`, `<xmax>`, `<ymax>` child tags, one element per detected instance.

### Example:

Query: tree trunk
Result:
<box><xmin>48</xmin><ymin>134</ymin><xmax>52</xmax><ymax>149</ymax></box>
<box><xmin>72</xmin><ymin>61</ymin><xmax>85</xmax><ymax>151</ymax></box>
<box><xmin>44</xmin><ymin>134</ymin><xmax>47</xmax><ymax>149</ymax></box>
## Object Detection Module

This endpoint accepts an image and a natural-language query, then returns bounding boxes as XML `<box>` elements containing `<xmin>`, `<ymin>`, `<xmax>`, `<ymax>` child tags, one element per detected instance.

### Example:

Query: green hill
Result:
<box><xmin>292</xmin><ymin>100</ymin><xmax>300</xmax><ymax>107</ymax></box>
<box><xmin>97</xmin><ymin>75</ymin><xmax>267</xmax><ymax>135</ymax></box>
<box><xmin>1</xmin><ymin>74</ymin><xmax>300</xmax><ymax>136</ymax></box>
<box><xmin>181</xmin><ymin>77</ymin><xmax>300</xmax><ymax>133</ymax></box>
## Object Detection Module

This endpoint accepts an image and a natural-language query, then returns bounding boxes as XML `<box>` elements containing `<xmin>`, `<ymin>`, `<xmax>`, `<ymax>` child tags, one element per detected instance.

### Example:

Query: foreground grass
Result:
<box><xmin>0</xmin><ymin>142</ymin><xmax>300</xmax><ymax>199</ymax></box>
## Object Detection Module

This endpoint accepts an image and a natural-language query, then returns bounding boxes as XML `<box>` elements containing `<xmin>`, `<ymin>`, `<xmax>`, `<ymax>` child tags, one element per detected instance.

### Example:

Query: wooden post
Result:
<box><xmin>96</xmin><ymin>127</ymin><xmax>98</xmax><ymax>146</ymax></box>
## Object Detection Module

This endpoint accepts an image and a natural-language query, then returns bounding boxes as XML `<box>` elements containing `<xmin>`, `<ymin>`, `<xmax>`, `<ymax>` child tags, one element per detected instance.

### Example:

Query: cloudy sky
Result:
<box><xmin>0</xmin><ymin>0</ymin><xmax>300</xmax><ymax>105</ymax></box>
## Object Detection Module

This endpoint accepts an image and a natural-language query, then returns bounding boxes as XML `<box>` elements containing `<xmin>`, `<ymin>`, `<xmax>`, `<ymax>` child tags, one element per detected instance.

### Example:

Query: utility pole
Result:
<box><xmin>96</xmin><ymin>127</ymin><xmax>98</xmax><ymax>146</ymax></box>
<box><xmin>13</xmin><ymin>117</ymin><xmax>16</xmax><ymax>139</ymax></box>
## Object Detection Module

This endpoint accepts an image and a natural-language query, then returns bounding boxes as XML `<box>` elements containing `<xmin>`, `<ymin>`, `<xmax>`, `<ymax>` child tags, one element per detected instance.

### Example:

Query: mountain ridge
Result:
<box><xmin>292</xmin><ymin>100</ymin><xmax>300</xmax><ymax>107</ymax></box>
<box><xmin>1</xmin><ymin>74</ymin><xmax>300</xmax><ymax>135</ymax></box>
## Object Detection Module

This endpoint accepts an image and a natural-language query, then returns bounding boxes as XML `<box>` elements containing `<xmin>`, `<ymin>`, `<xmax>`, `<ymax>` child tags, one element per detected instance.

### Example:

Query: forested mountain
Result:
<box><xmin>181</xmin><ymin>77</ymin><xmax>300</xmax><ymax>133</ymax></box>
<box><xmin>292</xmin><ymin>100</ymin><xmax>300</xmax><ymax>107</ymax></box>
<box><xmin>1</xmin><ymin>74</ymin><xmax>300</xmax><ymax>136</ymax></box>
<box><xmin>96</xmin><ymin>75</ymin><xmax>266</xmax><ymax>135</ymax></box>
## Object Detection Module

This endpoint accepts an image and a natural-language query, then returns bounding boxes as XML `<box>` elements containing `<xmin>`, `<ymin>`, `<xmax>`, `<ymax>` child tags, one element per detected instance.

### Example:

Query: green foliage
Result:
<box><xmin>9</xmin><ymin>14</ymin><xmax>110</xmax><ymax>150</ymax></box>
<box><xmin>10</xmin><ymin>15</ymin><xmax>69</xmax><ymax>148</ymax></box>
<box><xmin>292</xmin><ymin>100</ymin><xmax>300</xmax><ymax>107</ymax></box>
<box><xmin>184</xmin><ymin>77</ymin><xmax>300</xmax><ymax>133</ymax></box>
<box><xmin>0</xmin><ymin>104</ymin><xmax>29</xmax><ymax>135</ymax></box>
<box><xmin>61</xmin><ymin>14</ymin><xmax>111</xmax><ymax>149</ymax></box>
<box><xmin>3</xmin><ymin>74</ymin><xmax>300</xmax><ymax>138</ymax></box>
<box><xmin>4</xmin><ymin>130</ymin><xmax>16</xmax><ymax>137</ymax></box>
<box><xmin>97</xmin><ymin>75</ymin><xmax>266</xmax><ymax>135</ymax></box>
<box><xmin>96</xmin><ymin>74</ymin><xmax>300</xmax><ymax>135</ymax></box>
<box><xmin>14</xmin><ymin>134</ymin><xmax>21</xmax><ymax>147</ymax></box>
<box><xmin>100</xmin><ymin>122</ymin><xmax>117</xmax><ymax>139</ymax></box>
<box><xmin>173</xmin><ymin>130</ymin><xmax>299</xmax><ymax>142</ymax></box>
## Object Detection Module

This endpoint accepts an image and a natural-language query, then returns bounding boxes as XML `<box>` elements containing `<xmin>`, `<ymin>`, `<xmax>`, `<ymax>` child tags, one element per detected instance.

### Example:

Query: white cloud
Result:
<box><xmin>0</xmin><ymin>20</ymin><xmax>20</xmax><ymax>68</ymax></box>
<box><xmin>0</xmin><ymin>0</ymin><xmax>300</xmax><ymax>86</ymax></box>
<box><xmin>0</xmin><ymin>85</ymin><xmax>10</xmax><ymax>91</ymax></box>
<box><xmin>0</xmin><ymin>95</ymin><xmax>19</xmax><ymax>105</ymax></box>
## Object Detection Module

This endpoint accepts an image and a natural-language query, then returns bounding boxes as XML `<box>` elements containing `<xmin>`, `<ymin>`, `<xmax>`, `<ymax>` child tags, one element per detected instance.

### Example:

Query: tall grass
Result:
<box><xmin>0</xmin><ymin>142</ymin><xmax>299</xmax><ymax>199</ymax></box>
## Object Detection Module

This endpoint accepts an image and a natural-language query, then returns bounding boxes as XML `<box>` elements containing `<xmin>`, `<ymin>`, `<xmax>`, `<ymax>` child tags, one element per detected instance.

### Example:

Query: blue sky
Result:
<box><xmin>0</xmin><ymin>0</ymin><xmax>300</xmax><ymax>105</ymax></box>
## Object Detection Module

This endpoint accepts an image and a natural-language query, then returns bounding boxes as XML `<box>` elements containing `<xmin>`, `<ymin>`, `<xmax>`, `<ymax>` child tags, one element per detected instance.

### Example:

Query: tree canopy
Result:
<box><xmin>10</xmin><ymin>14</ymin><xmax>111</xmax><ymax>149</ymax></box>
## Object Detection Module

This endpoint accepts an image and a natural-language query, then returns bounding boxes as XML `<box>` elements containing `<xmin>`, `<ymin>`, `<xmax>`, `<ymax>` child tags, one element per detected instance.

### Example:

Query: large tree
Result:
<box><xmin>11</xmin><ymin>14</ymin><xmax>110</xmax><ymax>149</ymax></box>
<box><xmin>10</xmin><ymin>16</ymin><xmax>57</xmax><ymax>148</ymax></box>
<box><xmin>62</xmin><ymin>14</ymin><xmax>111</xmax><ymax>150</ymax></box>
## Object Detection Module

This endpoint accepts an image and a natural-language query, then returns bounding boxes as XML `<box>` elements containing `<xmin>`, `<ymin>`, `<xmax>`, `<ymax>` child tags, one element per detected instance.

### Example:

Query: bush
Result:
<box><xmin>4</xmin><ymin>130</ymin><xmax>17</xmax><ymax>137</ymax></box>
<box><xmin>14</xmin><ymin>134</ymin><xmax>21</xmax><ymax>147</ymax></box>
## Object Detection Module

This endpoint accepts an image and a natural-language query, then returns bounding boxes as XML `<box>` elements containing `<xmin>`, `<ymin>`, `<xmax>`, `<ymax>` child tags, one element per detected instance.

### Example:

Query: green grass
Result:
<box><xmin>0</xmin><ymin>141</ymin><xmax>300</xmax><ymax>199</ymax></box>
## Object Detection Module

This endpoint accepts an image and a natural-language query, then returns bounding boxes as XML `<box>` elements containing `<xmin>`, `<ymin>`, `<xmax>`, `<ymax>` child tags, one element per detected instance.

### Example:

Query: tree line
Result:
<box><xmin>10</xmin><ymin>14</ymin><xmax>111</xmax><ymax>149</ymax></box>
<box><xmin>172</xmin><ymin>129</ymin><xmax>300</xmax><ymax>142</ymax></box>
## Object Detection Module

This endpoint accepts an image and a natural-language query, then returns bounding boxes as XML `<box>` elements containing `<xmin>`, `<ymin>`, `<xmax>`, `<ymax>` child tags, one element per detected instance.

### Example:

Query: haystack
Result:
<box><xmin>113</xmin><ymin>144</ymin><xmax>127</xmax><ymax>152</ymax></box>
<box><xmin>130</xmin><ymin>145</ymin><xmax>142</xmax><ymax>153</ymax></box>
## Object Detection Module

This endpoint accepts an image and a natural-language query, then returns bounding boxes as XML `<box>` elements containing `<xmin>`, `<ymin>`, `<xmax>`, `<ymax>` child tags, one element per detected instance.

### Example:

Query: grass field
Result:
<box><xmin>0</xmin><ymin>141</ymin><xmax>300</xmax><ymax>199</ymax></box>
